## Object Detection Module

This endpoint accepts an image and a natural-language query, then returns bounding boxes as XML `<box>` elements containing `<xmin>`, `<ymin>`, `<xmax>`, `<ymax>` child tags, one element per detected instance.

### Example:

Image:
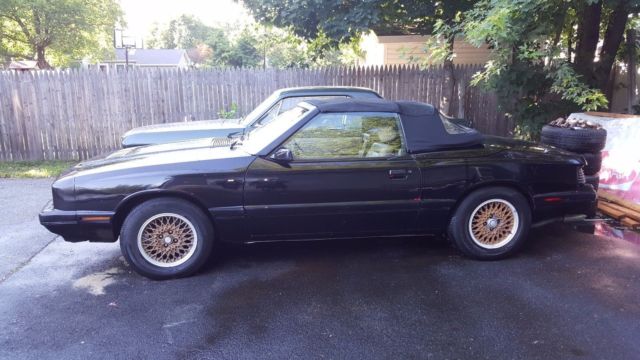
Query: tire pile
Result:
<box><xmin>541</xmin><ymin>118</ymin><xmax>607</xmax><ymax>190</ymax></box>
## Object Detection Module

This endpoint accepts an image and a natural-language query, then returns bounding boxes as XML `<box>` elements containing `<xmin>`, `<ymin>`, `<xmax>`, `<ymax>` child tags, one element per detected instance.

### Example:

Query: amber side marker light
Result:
<box><xmin>543</xmin><ymin>197</ymin><xmax>563</xmax><ymax>203</ymax></box>
<box><xmin>81</xmin><ymin>216</ymin><xmax>111</xmax><ymax>222</ymax></box>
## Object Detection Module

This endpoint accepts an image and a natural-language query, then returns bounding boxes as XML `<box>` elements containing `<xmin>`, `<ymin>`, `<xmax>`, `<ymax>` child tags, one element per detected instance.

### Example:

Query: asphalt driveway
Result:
<box><xmin>1</xmin><ymin>179</ymin><xmax>639</xmax><ymax>359</ymax></box>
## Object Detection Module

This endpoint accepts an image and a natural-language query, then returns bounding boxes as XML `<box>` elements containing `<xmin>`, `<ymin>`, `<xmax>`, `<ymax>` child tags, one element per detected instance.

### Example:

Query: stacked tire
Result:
<box><xmin>540</xmin><ymin>125</ymin><xmax>607</xmax><ymax>190</ymax></box>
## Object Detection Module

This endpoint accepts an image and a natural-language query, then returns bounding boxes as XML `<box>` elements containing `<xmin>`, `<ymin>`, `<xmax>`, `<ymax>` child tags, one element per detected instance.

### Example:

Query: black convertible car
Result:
<box><xmin>40</xmin><ymin>99</ymin><xmax>596</xmax><ymax>279</ymax></box>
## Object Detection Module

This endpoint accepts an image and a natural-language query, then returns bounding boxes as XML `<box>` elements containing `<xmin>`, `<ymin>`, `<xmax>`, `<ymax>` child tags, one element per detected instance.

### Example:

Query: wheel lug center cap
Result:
<box><xmin>163</xmin><ymin>236</ymin><xmax>173</xmax><ymax>245</ymax></box>
<box><xmin>487</xmin><ymin>218</ymin><xmax>498</xmax><ymax>229</ymax></box>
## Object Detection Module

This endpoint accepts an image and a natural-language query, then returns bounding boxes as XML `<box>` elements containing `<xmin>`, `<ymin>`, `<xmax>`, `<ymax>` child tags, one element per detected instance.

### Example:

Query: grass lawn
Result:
<box><xmin>0</xmin><ymin>161</ymin><xmax>77</xmax><ymax>178</ymax></box>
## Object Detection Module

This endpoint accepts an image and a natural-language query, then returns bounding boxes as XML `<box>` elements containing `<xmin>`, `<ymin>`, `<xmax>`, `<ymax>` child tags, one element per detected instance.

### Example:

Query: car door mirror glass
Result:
<box><xmin>270</xmin><ymin>148</ymin><xmax>293</xmax><ymax>162</ymax></box>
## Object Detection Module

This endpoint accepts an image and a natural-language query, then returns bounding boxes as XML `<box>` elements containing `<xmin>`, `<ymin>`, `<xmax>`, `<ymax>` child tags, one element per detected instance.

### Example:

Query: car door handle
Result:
<box><xmin>388</xmin><ymin>169</ymin><xmax>409</xmax><ymax>180</ymax></box>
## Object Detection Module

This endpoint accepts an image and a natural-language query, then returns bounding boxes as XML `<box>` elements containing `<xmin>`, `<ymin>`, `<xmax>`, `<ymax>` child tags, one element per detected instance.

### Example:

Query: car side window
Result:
<box><xmin>254</xmin><ymin>96</ymin><xmax>348</xmax><ymax>128</ymax></box>
<box><xmin>282</xmin><ymin>112</ymin><xmax>405</xmax><ymax>160</ymax></box>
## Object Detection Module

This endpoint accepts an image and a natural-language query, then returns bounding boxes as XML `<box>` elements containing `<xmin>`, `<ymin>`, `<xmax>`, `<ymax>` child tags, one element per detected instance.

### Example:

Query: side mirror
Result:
<box><xmin>270</xmin><ymin>148</ymin><xmax>293</xmax><ymax>162</ymax></box>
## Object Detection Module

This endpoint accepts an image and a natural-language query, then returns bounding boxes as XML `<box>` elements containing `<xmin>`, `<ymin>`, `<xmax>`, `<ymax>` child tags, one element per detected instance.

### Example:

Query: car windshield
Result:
<box><xmin>237</xmin><ymin>106</ymin><xmax>309</xmax><ymax>154</ymax></box>
<box><xmin>239</xmin><ymin>92</ymin><xmax>280</xmax><ymax>126</ymax></box>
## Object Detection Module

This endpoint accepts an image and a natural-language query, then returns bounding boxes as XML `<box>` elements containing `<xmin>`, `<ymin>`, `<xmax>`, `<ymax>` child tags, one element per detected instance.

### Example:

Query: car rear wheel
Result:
<box><xmin>119</xmin><ymin>198</ymin><xmax>214</xmax><ymax>280</ymax></box>
<box><xmin>448</xmin><ymin>187</ymin><xmax>531</xmax><ymax>259</ymax></box>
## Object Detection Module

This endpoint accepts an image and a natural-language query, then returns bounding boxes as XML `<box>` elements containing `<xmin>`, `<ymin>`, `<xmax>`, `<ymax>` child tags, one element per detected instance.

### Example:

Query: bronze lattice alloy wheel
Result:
<box><xmin>448</xmin><ymin>187</ymin><xmax>531</xmax><ymax>260</ymax></box>
<box><xmin>137</xmin><ymin>213</ymin><xmax>198</xmax><ymax>268</ymax></box>
<box><xmin>120</xmin><ymin>198</ymin><xmax>214</xmax><ymax>280</ymax></box>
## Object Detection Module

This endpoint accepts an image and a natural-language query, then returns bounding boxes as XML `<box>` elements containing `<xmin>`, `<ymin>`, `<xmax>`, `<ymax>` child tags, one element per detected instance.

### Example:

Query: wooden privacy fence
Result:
<box><xmin>0</xmin><ymin>65</ymin><xmax>512</xmax><ymax>161</ymax></box>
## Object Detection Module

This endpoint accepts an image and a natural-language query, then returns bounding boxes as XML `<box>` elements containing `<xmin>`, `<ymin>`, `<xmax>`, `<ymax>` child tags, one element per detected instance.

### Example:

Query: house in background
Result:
<box><xmin>95</xmin><ymin>49</ymin><xmax>193</xmax><ymax>70</ymax></box>
<box><xmin>360</xmin><ymin>31</ymin><xmax>491</xmax><ymax>66</ymax></box>
<box><xmin>8</xmin><ymin>60</ymin><xmax>39</xmax><ymax>71</ymax></box>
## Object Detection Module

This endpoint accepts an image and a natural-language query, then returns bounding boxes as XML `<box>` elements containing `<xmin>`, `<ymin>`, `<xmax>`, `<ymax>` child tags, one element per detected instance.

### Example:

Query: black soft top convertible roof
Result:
<box><xmin>303</xmin><ymin>98</ymin><xmax>483</xmax><ymax>153</ymax></box>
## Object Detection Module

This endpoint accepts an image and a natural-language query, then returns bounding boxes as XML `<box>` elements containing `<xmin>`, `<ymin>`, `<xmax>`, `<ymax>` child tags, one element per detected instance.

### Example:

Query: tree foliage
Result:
<box><xmin>243</xmin><ymin>0</ymin><xmax>640</xmax><ymax>138</ymax></box>
<box><xmin>242</xmin><ymin>0</ymin><xmax>475</xmax><ymax>43</ymax></box>
<box><xmin>432</xmin><ymin>0</ymin><xmax>640</xmax><ymax>139</ymax></box>
<box><xmin>242</xmin><ymin>0</ymin><xmax>477</xmax><ymax>114</ymax></box>
<box><xmin>146</xmin><ymin>15</ymin><xmax>360</xmax><ymax>68</ymax></box>
<box><xmin>242</xmin><ymin>0</ymin><xmax>381</xmax><ymax>43</ymax></box>
<box><xmin>0</xmin><ymin>0</ymin><xmax>123</xmax><ymax>68</ymax></box>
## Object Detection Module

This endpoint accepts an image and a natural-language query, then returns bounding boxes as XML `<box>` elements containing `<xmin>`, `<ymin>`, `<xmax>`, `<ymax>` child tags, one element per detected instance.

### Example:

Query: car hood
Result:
<box><xmin>121</xmin><ymin>119</ymin><xmax>246</xmax><ymax>147</ymax></box>
<box><xmin>69</xmin><ymin>138</ymin><xmax>251</xmax><ymax>176</ymax></box>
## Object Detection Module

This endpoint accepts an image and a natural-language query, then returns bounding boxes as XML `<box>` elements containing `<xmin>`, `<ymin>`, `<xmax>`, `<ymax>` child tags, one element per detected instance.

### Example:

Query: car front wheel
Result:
<box><xmin>119</xmin><ymin>198</ymin><xmax>214</xmax><ymax>280</ymax></box>
<box><xmin>448</xmin><ymin>187</ymin><xmax>531</xmax><ymax>259</ymax></box>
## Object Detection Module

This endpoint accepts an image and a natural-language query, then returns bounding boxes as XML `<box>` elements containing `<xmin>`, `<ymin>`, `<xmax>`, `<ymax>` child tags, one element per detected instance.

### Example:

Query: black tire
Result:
<box><xmin>540</xmin><ymin>125</ymin><xmax>607</xmax><ymax>153</ymax></box>
<box><xmin>119</xmin><ymin>198</ymin><xmax>214</xmax><ymax>280</ymax></box>
<box><xmin>448</xmin><ymin>187</ymin><xmax>531</xmax><ymax>260</ymax></box>
<box><xmin>586</xmin><ymin>174</ymin><xmax>599</xmax><ymax>191</ymax></box>
<box><xmin>581</xmin><ymin>152</ymin><xmax>602</xmax><ymax>175</ymax></box>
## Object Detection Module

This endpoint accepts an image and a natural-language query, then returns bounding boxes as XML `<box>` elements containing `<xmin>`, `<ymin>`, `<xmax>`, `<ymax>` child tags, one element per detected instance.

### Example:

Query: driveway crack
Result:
<box><xmin>0</xmin><ymin>235</ymin><xmax>58</xmax><ymax>284</ymax></box>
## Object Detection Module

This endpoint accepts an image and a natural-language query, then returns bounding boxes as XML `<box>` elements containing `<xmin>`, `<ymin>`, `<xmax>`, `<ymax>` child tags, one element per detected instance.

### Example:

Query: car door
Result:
<box><xmin>243</xmin><ymin>111</ymin><xmax>421</xmax><ymax>241</ymax></box>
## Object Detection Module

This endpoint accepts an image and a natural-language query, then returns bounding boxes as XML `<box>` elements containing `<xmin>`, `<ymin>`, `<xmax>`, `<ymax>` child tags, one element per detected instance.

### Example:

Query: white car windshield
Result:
<box><xmin>238</xmin><ymin>106</ymin><xmax>310</xmax><ymax>154</ymax></box>
<box><xmin>239</xmin><ymin>93</ymin><xmax>280</xmax><ymax>126</ymax></box>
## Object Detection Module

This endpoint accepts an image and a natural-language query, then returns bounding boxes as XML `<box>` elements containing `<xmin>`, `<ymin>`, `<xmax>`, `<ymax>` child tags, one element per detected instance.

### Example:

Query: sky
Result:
<box><xmin>118</xmin><ymin>0</ymin><xmax>253</xmax><ymax>39</ymax></box>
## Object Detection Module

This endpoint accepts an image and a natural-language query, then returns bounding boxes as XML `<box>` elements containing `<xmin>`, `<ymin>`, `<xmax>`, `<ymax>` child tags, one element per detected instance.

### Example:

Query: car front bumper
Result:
<box><xmin>39</xmin><ymin>201</ymin><xmax>116</xmax><ymax>242</ymax></box>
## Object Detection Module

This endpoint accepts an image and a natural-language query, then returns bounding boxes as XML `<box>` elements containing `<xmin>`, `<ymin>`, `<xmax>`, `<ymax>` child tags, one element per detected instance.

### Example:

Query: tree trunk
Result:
<box><xmin>440</xmin><ymin>37</ymin><xmax>456</xmax><ymax>116</ymax></box>
<box><xmin>567</xmin><ymin>20</ymin><xmax>574</xmax><ymax>62</ymax></box>
<box><xmin>35</xmin><ymin>46</ymin><xmax>50</xmax><ymax>69</ymax></box>
<box><xmin>627</xmin><ymin>29</ymin><xmax>637</xmax><ymax>113</ymax></box>
<box><xmin>594</xmin><ymin>0</ymin><xmax>629</xmax><ymax>96</ymax></box>
<box><xmin>551</xmin><ymin>5</ymin><xmax>568</xmax><ymax>50</ymax></box>
<box><xmin>574</xmin><ymin>1</ymin><xmax>602</xmax><ymax>79</ymax></box>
